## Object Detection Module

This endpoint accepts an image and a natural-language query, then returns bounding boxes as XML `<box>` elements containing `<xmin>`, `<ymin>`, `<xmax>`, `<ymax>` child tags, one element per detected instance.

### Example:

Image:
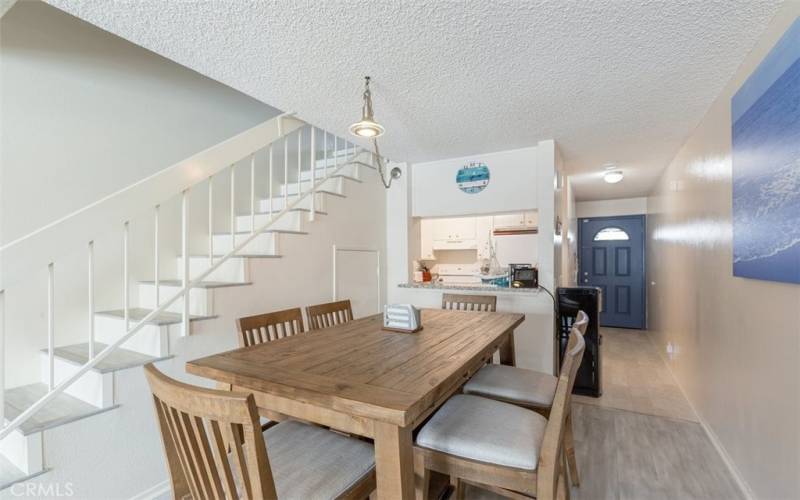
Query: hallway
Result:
<box><xmin>572</xmin><ymin>327</ymin><xmax>696</xmax><ymax>422</ymax></box>
<box><xmin>570</xmin><ymin>327</ymin><xmax>741</xmax><ymax>500</ymax></box>
<box><xmin>465</xmin><ymin>327</ymin><xmax>743</xmax><ymax>500</ymax></box>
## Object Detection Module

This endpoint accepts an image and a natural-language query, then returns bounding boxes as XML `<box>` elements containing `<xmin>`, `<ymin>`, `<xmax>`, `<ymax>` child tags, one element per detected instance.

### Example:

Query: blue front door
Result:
<box><xmin>579</xmin><ymin>215</ymin><xmax>646</xmax><ymax>329</ymax></box>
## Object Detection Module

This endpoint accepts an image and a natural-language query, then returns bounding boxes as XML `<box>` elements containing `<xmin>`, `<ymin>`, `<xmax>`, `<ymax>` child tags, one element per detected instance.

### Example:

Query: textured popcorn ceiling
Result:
<box><xmin>44</xmin><ymin>0</ymin><xmax>781</xmax><ymax>200</ymax></box>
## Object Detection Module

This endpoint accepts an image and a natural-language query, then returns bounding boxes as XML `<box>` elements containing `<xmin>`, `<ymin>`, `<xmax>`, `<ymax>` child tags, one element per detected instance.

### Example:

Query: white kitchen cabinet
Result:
<box><xmin>431</xmin><ymin>217</ymin><xmax>477</xmax><ymax>250</ymax></box>
<box><xmin>493</xmin><ymin>211</ymin><xmax>538</xmax><ymax>230</ymax></box>
<box><xmin>432</xmin><ymin>217</ymin><xmax>476</xmax><ymax>242</ymax></box>
<box><xmin>476</xmin><ymin>216</ymin><xmax>494</xmax><ymax>260</ymax></box>
<box><xmin>420</xmin><ymin>219</ymin><xmax>436</xmax><ymax>260</ymax></box>
<box><xmin>523</xmin><ymin>211</ymin><xmax>538</xmax><ymax>227</ymax></box>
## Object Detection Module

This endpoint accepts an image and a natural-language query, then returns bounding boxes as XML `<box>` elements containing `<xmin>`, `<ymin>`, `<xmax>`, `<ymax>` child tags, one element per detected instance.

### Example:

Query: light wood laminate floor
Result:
<box><xmin>461</xmin><ymin>327</ymin><xmax>742</xmax><ymax>500</ymax></box>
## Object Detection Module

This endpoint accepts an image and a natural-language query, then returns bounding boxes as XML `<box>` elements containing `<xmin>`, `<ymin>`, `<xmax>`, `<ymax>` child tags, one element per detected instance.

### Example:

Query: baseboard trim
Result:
<box><xmin>647</xmin><ymin>333</ymin><xmax>755</xmax><ymax>500</ymax></box>
<box><xmin>129</xmin><ymin>479</ymin><xmax>169</xmax><ymax>500</ymax></box>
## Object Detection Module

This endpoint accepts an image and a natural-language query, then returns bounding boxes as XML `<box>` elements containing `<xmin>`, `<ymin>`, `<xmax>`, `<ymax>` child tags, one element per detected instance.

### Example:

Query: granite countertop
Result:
<box><xmin>398</xmin><ymin>282</ymin><xmax>541</xmax><ymax>294</ymax></box>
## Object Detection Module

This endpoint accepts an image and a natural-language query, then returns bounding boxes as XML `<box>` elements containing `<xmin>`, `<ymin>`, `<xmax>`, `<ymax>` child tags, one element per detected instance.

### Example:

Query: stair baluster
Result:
<box><xmin>47</xmin><ymin>263</ymin><xmax>55</xmax><ymax>391</ymax></box>
<box><xmin>250</xmin><ymin>154</ymin><xmax>256</xmax><ymax>235</ymax></box>
<box><xmin>268</xmin><ymin>144</ymin><xmax>274</xmax><ymax>219</ymax></box>
<box><xmin>208</xmin><ymin>177</ymin><xmax>214</xmax><ymax>265</ymax></box>
<box><xmin>89</xmin><ymin>241</ymin><xmax>96</xmax><ymax>359</ymax></box>
<box><xmin>181</xmin><ymin>189</ymin><xmax>190</xmax><ymax>337</ymax></box>
<box><xmin>310</xmin><ymin>126</ymin><xmax>316</xmax><ymax>221</ymax></box>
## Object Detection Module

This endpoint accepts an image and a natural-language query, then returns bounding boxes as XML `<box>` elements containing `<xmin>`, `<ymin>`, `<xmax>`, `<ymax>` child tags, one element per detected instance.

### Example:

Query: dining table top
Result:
<box><xmin>186</xmin><ymin>308</ymin><xmax>525</xmax><ymax>427</ymax></box>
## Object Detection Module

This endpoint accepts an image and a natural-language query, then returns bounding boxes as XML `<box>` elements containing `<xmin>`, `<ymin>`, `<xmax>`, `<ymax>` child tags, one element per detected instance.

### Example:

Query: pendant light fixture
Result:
<box><xmin>349</xmin><ymin>76</ymin><xmax>385</xmax><ymax>138</ymax></box>
<box><xmin>349</xmin><ymin>76</ymin><xmax>400</xmax><ymax>188</ymax></box>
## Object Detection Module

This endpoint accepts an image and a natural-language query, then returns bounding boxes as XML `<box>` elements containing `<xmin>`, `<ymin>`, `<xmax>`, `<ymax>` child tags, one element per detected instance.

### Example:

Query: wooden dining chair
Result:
<box><xmin>236</xmin><ymin>307</ymin><xmax>305</xmax><ymax>348</ymax></box>
<box><xmin>305</xmin><ymin>299</ymin><xmax>354</xmax><ymax>331</ymax></box>
<box><xmin>414</xmin><ymin>327</ymin><xmax>586</xmax><ymax>500</ymax></box>
<box><xmin>461</xmin><ymin>309</ymin><xmax>589</xmax><ymax>489</ymax></box>
<box><xmin>144</xmin><ymin>363</ymin><xmax>376</xmax><ymax>500</ymax></box>
<box><xmin>441</xmin><ymin>293</ymin><xmax>497</xmax><ymax>312</ymax></box>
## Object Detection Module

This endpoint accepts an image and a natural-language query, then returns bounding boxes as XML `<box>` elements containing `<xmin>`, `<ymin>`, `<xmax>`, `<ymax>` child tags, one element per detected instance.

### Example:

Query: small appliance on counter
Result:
<box><xmin>383</xmin><ymin>304</ymin><xmax>422</xmax><ymax>333</ymax></box>
<box><xmin>509</xmin><ymin>263</ymin><xmax>538</xmax><ymax>288</ymax></box>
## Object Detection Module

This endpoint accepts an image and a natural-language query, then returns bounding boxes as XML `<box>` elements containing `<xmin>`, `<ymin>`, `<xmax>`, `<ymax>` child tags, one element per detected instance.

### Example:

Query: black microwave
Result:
<box><xmin>511</xmin><ymin>265</ymin><xmax>538</xmax><ymax>288</ymax></box>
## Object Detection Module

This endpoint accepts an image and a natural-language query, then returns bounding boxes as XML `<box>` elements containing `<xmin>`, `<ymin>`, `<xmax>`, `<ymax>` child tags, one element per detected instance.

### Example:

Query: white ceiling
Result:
<box><xmin>44</xmin><ymin>0</ymin><xmax>781</xmax><ymax>200</ymax></box>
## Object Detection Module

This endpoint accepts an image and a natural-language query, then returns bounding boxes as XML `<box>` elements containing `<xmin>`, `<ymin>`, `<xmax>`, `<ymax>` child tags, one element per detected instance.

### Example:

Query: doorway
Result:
<box><xmin>578</xmin><ymin>215</ymin><xmax>645</xmax><ymax>329</ymax></box>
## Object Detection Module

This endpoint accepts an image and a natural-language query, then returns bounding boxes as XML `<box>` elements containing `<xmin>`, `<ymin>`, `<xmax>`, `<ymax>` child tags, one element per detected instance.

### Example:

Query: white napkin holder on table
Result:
<box><xmin>382</xmin><ymin>304</ymin><xmax>423</xmax><ymax>333</ymax></box>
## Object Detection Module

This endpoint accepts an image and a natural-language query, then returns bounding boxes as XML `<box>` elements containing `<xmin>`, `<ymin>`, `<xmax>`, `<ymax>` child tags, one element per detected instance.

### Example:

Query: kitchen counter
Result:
<box><xmin>398</xmin><ymin>282</ymin><xmax>542</xmax><ymax>294</ymax></box>
<box><xmin>391</xmin><ymin>283</ymin><xmax>556</xmax><ymax>373</ymax></box>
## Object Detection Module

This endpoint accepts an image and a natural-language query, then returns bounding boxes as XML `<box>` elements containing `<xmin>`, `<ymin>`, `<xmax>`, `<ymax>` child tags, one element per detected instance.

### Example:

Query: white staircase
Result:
<box><xmin>0</xmin><ymin>115</ymin><xmax>379</xmax><ymax>489</ymax></box>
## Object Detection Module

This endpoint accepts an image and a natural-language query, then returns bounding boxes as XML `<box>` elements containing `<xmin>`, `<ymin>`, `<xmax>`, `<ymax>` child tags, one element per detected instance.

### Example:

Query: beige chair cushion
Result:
<box><xmin>263</xmin><ymin>420</ymin><xmax>375</xmax><ymax>499</ymax></box>
<box><xmin>415</xmin><ymin>395</ymin><xmax>547</xmax><ymax>470</ymax></box>
<box><xmin>463</xmin><ymin>364</ymin><xmax>557</xmax><ymax>409</ymax></box>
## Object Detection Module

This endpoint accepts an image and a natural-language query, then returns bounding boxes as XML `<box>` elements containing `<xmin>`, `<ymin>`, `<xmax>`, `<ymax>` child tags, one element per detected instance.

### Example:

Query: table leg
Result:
<box><xmin>499</xmin><ymin>330</ymin><xmax>516</xmax><ymax>366</ymax></box>
<box><xmin>374</xmin><ymin>421</ymin><xmax>415</xmax><ymax>499</ymax></box>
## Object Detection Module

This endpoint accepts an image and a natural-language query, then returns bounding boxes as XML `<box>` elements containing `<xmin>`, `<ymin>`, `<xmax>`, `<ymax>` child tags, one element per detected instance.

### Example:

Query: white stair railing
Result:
<box><xmin>0</xmin><ymin>114</ymin><xmax>376</xmax><ymax>441</ymax></box>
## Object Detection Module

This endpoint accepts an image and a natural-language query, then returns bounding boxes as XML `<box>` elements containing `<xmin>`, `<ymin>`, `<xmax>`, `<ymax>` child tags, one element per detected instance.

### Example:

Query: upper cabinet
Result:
<box><xmin>493</xmin><ymin>211</ymin><xmax>538</xmax><ymax>231</ymax></box>
<box><xmin>420</xmin><ymin>213</ymin><xmax>536</xmax><ymax>257</ymax></box>
<box><xmin>432</xmin><ymin>217</ymin><xmax>477</xmax><ymax>250</ymax></box>
<box><xmin>433</xmin><ymin>217</ymin><xmax>476</xmax><ymax>242</ymax></box>
<box><xmin>420</xmin><ymin>219</ymin><xmax>436</xmax><ymax>260</ymax></box>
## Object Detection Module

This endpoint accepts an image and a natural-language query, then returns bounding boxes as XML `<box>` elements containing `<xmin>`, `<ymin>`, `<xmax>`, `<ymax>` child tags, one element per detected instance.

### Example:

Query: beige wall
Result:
<box><xmin>646</xmin><ymin>6</ymin><xmax>800</xmax><ymax>499</ymax></box>
<box><xmin>556</xmin><ymin>146</ymin><xmax>577</xmax><ymax>287</ymax></box>
<box><xmin>576</xmin><ymin>196</ymin><xmax>648</xmax><ymax>218</ymax></box>
<box><xmin>1</xmin><ymin>1</ymin><xmax>277</xmax><ymax>244</ymax></box>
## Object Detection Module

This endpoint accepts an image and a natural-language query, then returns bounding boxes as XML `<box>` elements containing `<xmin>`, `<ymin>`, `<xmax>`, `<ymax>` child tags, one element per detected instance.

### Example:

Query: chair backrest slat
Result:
<box><xmin>144</xmin><ymin>363</ymin><xmax>279</xmax><ymax>500</ymax></box>
<box><xmin>236</xmin><ymin>307</ymin><xmax>305</xmax><ymax>348</ymax></box>
<box><xmin>209</xmin><ymin>420</ymin><xmax>238</xmax><ymax>500</ymax></box>
<box><xmin>306</xmin><ymin>299</ymin><xmax>354</xmax><ymax>331</ymax></box>
<box><xmin>441</xmin><ymin>293</ymin><xmax>497</xmax><ymax>313</ymax></box>
<box><xmin>537</xmin><ymin>327</ymin><xmax>586</xmax><ymax>500</ymax></box>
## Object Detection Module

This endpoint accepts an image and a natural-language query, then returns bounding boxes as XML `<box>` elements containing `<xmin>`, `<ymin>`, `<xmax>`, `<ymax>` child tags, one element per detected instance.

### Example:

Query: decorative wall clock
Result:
<box><xmin>456</xmin><ymin>161</ymin><xmax>490</xmax><ymax>194</ymax></box>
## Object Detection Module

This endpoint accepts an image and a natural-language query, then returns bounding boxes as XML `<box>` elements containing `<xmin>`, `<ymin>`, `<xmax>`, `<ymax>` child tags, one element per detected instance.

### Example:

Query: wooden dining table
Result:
<box><xmin>186</xmin><ymin>308</ymin><xmax>525</xmax><ymax>499</ymax></box>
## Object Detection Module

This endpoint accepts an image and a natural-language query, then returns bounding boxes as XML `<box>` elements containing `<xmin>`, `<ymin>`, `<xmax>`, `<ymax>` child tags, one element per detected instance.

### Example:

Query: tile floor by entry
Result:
<box><xmin>572</xmin><ymin>327</ymin><xmax>697</xmax><ymax>422</ymax></box>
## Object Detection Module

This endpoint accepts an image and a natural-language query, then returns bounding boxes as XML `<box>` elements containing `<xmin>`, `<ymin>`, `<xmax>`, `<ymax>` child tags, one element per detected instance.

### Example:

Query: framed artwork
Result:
<box><xmin>732</xmin><ymin>18</ymin><xmax>800</xmax><ymax>284</ymax></box>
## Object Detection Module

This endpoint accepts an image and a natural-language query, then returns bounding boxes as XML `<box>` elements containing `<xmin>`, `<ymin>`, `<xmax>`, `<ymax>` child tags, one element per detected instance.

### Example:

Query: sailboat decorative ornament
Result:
<box><xmin>349</xmin><ymin>76</ymin><xmax>401</xmax><ymax>189</ymax></box>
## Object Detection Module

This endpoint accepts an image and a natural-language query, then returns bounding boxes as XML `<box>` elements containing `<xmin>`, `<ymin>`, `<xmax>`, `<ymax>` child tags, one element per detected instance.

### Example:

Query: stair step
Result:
<box><xmin>139</xmin><ymin>280</ymin><xmax>252</xmax><ymax>289</ymax></box>
<box><xmin>211</xmin><ymin>231</ymin><xmax>296</xmax><ymax>257</ymax></box>
<box><xmin>300</xmin><ymin>163</ymin><xmax>361</xmax><ymax>182</ymax></box>
<box><xmin>0</xmin><ymin>454</ymin><xmax>47</xmax><ymax>491</ymax></box>
<box><xmin>208</xmin><ymin>254</ymin><xmax>283</xmax><ymax>259</ymax></box>
<box><xmin>280</xmin><ymin>177</ymin><xmax>345</xmax><ymax>197</ymax></box>
<box><xmin>41</xmin><ymin>342</ymin><xmax>171</xmax><ymax>374</ymax></box>
<box><xmin>4</xmin><ymin>383</ymin><xmax>117</xmax><ymax>436</ymax></box>
<box><xmin>257</xmin><ymin>192</ymin><xmax>328</xmax><ymax>213</ymax></box>
<box><xmin>96</xmin><ymin>308</ymin><xmax>216</xmax><ymax>327</ymax></box>
<box><xmin>218</xmin><ymin>230</ymin><xmax>308</xmax><ymax>236</ymax></box>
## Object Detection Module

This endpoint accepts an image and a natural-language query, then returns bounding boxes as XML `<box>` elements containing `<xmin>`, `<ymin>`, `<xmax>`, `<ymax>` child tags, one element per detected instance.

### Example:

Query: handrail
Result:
<box><xmin>0</xmin><ymin>113</ymin><xmax>305</xmax><ymax>292</ymax></box>
<box><xmin>0</xmin><ymin>143</ymin><xmax>371</xmax><ymax>441</ymax></box>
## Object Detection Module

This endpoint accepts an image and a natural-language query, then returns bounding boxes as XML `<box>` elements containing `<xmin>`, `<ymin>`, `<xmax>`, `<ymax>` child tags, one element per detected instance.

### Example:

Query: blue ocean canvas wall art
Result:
<box><xmin>732</xmin><ymin>18</ymin><xmax>800</xmax><ymax>284</ymax></box>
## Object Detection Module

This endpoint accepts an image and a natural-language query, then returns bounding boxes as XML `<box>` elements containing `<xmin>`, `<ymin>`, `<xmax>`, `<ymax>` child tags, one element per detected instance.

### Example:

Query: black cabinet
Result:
<box><xmin>556</xmin><ymin>286</ymin><xmax>602</xmax><ymax>397</ymax></box>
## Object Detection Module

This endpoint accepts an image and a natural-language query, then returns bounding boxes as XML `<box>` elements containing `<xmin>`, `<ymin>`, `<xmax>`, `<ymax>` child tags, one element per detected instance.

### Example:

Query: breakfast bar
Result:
<box><xmin>393</xmin><ymin>283</ymin><xmax>556</xmax><ymax>374</ymax></box>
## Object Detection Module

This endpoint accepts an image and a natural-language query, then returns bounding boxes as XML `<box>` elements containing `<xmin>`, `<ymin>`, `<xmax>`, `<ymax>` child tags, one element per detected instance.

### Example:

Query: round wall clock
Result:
<box><xmin>456</xmin><ymin>161</ymin><xmax>490</xmax><ymax>194</ymax></box>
